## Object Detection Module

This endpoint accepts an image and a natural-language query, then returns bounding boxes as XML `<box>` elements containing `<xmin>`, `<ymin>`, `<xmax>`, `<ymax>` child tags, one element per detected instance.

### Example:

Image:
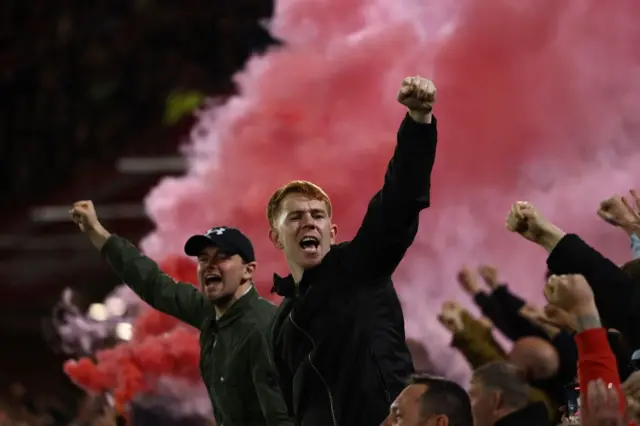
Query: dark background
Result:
<box><xmin>0</xmin><ymin>0</ymin><xmax>276</xmax><ymax>419</ymax></box>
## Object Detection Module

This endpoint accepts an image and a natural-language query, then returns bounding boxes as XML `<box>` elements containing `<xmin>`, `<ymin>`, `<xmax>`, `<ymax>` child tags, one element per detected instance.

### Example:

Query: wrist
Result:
<box><xmin>407</xmin><ymin>109</ymin><xmax>433</xmax><ymax>124</ymax></box>
<box><xmin>86</xmin><ymin>224</ymin><xmax>111</xmax><ymax>251</ymax></box>
<box><xmin>537</xmin><ymin>225</ymin><xmax>566</xmax><ymax>252</ymax></box>
<box><xmin>571</xmin><ymin>303</ymin><xmax>601</xmax><ymax>331</ymax></box>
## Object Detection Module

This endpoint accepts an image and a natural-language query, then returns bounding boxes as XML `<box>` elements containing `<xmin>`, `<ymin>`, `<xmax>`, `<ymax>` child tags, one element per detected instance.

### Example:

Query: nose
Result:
<box><xmin>300</xmin><ymin>212</ymin><xmax>316</xmax><ymax>227</ymax></box>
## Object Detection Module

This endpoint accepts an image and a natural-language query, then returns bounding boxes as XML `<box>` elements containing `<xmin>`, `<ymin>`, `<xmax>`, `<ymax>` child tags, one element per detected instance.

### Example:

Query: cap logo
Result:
<box><xmin>208</xmin><ymin>227</ymin><xmax>226</xmax><ymax>236</ymax></box>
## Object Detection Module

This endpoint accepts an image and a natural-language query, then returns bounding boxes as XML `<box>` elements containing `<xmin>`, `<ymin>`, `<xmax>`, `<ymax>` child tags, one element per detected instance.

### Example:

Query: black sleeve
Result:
<box><xmin>490</xmin><ymin>286</ymin><xmax>548</xmax><ymax>341</ymax></box>
<box><xmin>345</xmin><ymin>114</ymin><xmax>437</xmax><ymax>280</ymax></box>
<box><xmin>473</xmin><ymin>292</ymin><xmax>516</xmax><ymax>340</ymax></box>
<box><xmin>546</xmin><ymin>233</ymin><xmax>640</xmax><ymax>348</ymax></box>
<box><xmin>549</xmin><ymin>331</ymin><xmax>578</xmax><ymax>385</ymax></box>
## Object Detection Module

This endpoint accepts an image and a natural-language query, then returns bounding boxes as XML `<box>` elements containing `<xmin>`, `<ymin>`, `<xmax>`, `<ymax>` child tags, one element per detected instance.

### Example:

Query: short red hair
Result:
<box><xmin>266</xmin><ymin>180</ymin><xmax>332</xmax><ymax>228</ymax></box>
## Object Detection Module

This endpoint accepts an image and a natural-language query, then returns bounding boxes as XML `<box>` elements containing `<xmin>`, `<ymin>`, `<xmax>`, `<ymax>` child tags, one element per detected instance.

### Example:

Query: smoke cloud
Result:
<box><xmin>66</xmin><ymin>0</ymin><xmax>640</xmax><ymax>402</ymax></box>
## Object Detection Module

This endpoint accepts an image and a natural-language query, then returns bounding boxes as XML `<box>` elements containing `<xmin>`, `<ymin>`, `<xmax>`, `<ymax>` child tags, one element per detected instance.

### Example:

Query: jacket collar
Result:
<box><xmin>270</xmin><ymin>244</ymin><xmax>340</xmax><ymax>297</ymax></box>
<box><xmin>495</xmin><ymin>402</ymin><xmax>549</xmax><ymax>426</ymax></box>
<box><xmin>271</xmin><ymin>273</ymin><xmax>297</xmax><ymax>298</ymax></box>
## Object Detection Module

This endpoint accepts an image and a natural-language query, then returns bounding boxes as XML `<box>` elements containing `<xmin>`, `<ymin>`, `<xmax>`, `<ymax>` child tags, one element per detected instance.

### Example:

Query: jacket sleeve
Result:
<box><xmin>345</xmin><ymin>114</ymin><xmax>437</xmax><ymax>280</ymax></box>
<box><xmin>490</xmin><ymin>286</ymin><xmax>548</xmax><ymax>341</ymax></box>
<box><xmin>546</xmin><ymin>234</ymin><xmax>640</xmax><ymax>347</ymax></box>
<box><xmin>575</xmin><ymin>328</ymin><xmax>625</xmax><ymax>415</ymax></box>
<box><xmin>452</xmin><ymin>329</ymin><xmax>505</xmax><ymax>370</ymax></box>
<box><xmin>101</xmin><ymin>235</ymin><xmax>209</xmax><ymax>329</ymax></box>
<box><xmin>248</xmin><ymin>330</ymin><xmax>293</xmax><ymax>426</ymax></box>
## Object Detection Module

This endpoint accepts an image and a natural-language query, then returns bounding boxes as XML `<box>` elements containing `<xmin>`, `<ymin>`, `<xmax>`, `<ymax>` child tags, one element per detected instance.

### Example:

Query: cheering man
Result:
<box><xmin>267</xmin><ymin>76</ymin><xmax>439</xmax><ymax>425</ymax></box>
<box><xmin>69</xmin><ymin>203</ymin><xmax>292</xmax><ymax>426</ymax></box>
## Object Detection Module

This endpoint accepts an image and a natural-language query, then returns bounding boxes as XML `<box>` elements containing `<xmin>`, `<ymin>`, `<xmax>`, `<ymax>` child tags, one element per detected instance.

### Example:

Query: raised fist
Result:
<box><xmin>456</xmin><ymin>265</ymin><xmax>479</xmax><ymax>295</ymax></box>
<box><xmin>70</xmin><ymin>200</ymin><xmax>101</xmax><ymax>233</ymax></box>
<box><xmin>478</xmin><ymin>265</ymin><xmax>500</xmax><ymax>289</ymax></box>
<box><xmin>437</xmin><ymin>301</ymin><xmax>464</xmax><ymax>333</ymax></box>
<box><xmin>598</xmin><ymin>191</ymin><xmax>640</xmax><ymax>234</ymax></box>
<box><xmin>544</xmin><ymin>274</ymin><xmax>595</xmax><ymax>314</ymax></box>
<box><xmin>505</xmin><ymin>201</ymin><xmax>547</xmax><ymax>243</ymax></box>
<box><xmin>397</xmin><ymin>76</ymin><xmax>436</xmax><ymax>114</ymax></box>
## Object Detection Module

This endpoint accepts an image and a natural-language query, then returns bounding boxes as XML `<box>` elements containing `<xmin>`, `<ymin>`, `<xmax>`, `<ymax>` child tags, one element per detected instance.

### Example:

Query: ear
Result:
<box><xmin>243</xmin><ymin>261</ymin><xmax>257</xmax><ymax>280</ymax></box>
<box><xmin>491</xmin><ymin>390</ymin><xmax>503</xmax><ymax>410</ymax></box>
<box><xmin>432</xmin><ymin>414</ymin><xmax>449</xmax><ymax>426</ymax></box>
<box><xmin>330</xmin><ymin>224</ymin><xmax>338</xmax><ymax>244</ymax></box>
<box><xmin>269</xmin><ymin>228</ymin><xmax>284</xmax><ymax>250</ymax></box>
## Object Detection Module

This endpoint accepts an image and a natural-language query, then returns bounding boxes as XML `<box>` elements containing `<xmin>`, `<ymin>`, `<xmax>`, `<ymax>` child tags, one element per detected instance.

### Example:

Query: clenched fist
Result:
<box><xmin>437</xmin><ymin>301</ymin><xmax>464</xmax><ymax>333</ymax></box>
<box><xmin>397</xmin><ymin>76</ymin><xmax>436</xmax><ymax>123</ymax></box>
<box><xmin>70</xmin><ymin>200</ymin><xmax>101</xmax><ymax>233</ymax></box>
<box><xmin>544</xmin><ymin>274</ymin><xmax>596</xmax><ymax>315</ymax></box>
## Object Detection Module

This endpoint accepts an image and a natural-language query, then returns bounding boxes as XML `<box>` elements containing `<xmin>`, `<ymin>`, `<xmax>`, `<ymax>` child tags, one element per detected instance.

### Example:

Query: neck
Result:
<box><xmin>288</xmin><ymin>261</ymin><xmax>304</xmax><ymax>285</ymax></box>
<box><xmin>214</xmin><ymin>282</ymin><xmax>251</xmax><ymax>317</ymax></box>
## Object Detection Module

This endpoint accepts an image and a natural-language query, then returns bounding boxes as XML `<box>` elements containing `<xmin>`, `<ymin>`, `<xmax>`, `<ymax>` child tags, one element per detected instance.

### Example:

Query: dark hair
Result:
<box><xmin>409</xmin><ymin>374</ymin><xmax>473</xmax><ymax>426</ymax></box>
<box><xmin>472</xmin><ymin>362</ymin><xmax>530</xmax><ymax>410</ymax></box>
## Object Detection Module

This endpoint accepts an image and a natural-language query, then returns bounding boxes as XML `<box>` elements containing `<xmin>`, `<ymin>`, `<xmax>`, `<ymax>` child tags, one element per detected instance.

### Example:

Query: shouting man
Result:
<box><xmin>267</xmin><ymin>76</ymin><xmax>439</xmax><ymax>425</ymax></box>
<box><xmin>69</xmin><ymin>204</ymin><xmax>292</xmax><ymax>426</ymax></box>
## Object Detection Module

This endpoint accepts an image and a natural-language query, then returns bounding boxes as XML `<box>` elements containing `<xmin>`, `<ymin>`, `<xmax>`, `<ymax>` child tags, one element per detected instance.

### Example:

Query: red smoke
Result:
<box><xmin>66</xmin><ymin>0</ymin><xmax>640</xmax><ymax>395</ymax></box>
<box><xmin>64</xmin><ymin>258</ymin><xmax>200</xmax><ymax>413</ymax></box>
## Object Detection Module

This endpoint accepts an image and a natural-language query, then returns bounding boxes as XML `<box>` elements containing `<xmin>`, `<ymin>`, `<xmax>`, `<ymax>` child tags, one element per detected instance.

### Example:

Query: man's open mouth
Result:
<box><xmin>299</xmin><ymin>236</ymin><xmax>320</xmax><ymax>253</ymax></box>
<box><xmin>205</xmin><ymin>274</ymin><xmax>222</xmax><ymax>287</ymax></box>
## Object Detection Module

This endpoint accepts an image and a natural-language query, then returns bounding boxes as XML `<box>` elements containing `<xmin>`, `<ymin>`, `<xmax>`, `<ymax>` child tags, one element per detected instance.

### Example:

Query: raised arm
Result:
<box><xmin>346</xmin><ymin>77</ymin><xmax>438</xmax><ymax>279</ymax></box>
<box><xmin>70</xmin><ymin>200</ymin><xmax>209</xmax><ymax>329</ymax></box>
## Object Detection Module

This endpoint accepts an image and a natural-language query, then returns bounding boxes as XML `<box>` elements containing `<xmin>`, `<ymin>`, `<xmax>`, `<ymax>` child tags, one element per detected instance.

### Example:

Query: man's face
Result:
<box><xmin>468</xmin><ymin>379</ymin><xmax>497</xmax><ymax>426</ymax></box>
<box><xmin>269</xmin><ymin>193</ymin><xmax>337</xmax><ymax>270</ymax></box>
<box><xmin>385</xmin><ymin>384</ymin><xmax>443</xmax><ymax>426</ymax></box>
<box><xmin>196</xmin><ymin>246</ymin><xmax>255</xmax><ymax>302</ymax></box>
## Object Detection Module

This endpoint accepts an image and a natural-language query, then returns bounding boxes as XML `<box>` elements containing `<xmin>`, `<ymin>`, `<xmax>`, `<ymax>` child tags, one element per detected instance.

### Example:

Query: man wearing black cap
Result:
<box><xmin>70</xmin><ymin>200</ymin><xmax>292</xmax><ymax>426</ymax></box>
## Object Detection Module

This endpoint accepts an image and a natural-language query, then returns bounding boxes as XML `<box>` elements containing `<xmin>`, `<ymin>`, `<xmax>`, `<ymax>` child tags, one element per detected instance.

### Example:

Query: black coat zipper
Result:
<box><xmin>288</xmin><ymin>311</ymin><xmax>338</xmax><ymax>426</ymax></box>
<box><xmin>371</xmin><ymin>348</ymin><xmax>391</xmax><ymax>403</ymax></box>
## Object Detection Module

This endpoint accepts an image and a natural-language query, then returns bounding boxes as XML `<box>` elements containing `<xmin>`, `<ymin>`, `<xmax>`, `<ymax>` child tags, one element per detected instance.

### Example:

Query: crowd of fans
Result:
<box><xmin>419</xmin><ymin>191</ymin><xmax>640</xmax><ymax>426</ymax></box>
<box><xmin>5</xmin><ymin>1</ymin><xmax>640</xmax><ymax>426</ymax></box>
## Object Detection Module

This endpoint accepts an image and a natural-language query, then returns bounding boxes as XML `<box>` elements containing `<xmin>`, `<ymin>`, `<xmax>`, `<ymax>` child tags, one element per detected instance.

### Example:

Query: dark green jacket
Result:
<box><xmin>102</xmin><ymin>235</ymin><xmax>292</xmax><ymax>426</ymax></box>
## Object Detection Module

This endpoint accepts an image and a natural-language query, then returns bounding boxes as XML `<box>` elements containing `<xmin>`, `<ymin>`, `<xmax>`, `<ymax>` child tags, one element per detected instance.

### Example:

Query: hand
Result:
<box><xmin>505</xmin><ymin>201</ymin><xmax>548</xmax><ymax>242</ymax></box>
<box><xmin>70</xmin><ymin>200</ymin><xmax>101</xmax><ymax>233</ymax></box>
<box><xmin>519</xmin><ymin>304</ymin><xmax>561</xmax><ymax>337</ymax></box>
<box><xmin>544</xmin><ymin>274</ymin><xmax>596</xmax><ymax>315</ymax></box>
<box><xmin>623</xmin><ymin>372</ymin><xmax>640</xmax><ymax>423</ymax></box>
<box><xmin>597</xmin><ymin>194</ymin><xmax>640</xmax><ymax>234</ymax></box>
<box><xmin>397</xmin><ymin>76</ymin><xmax>436</xmax><ymax>123</ymax></box>
<box><xmin>582</xmin><ymin>379</ymin><xmax>626</xmax><ymax>426</ymax></box>
<box><xmin>541</xmin><ymin>304</ymin><xmax>577</xmax><ymax>333</ymax></box>
<box><xmin>457</xmin><ymin>266</ymin><xmax>480</xmax><ymax>295</ymax></box>
<box><xmin>437</xmin><ymin>301</ymin><xmax>464</xmax><ymax>333</ymax></box>
<box><xmin>478</xmin><ymin>265</ymin><xmax>500</xmax><ymax>290</ymax></box>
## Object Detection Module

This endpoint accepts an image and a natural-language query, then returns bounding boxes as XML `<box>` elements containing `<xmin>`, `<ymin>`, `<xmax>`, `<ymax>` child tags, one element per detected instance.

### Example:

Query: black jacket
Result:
<box><xmin>101</xmin><ymin>236</ymin><xmax>292</xmax><ymax>426</ymax></box>
<box><xmin>495</xmin><ymin>402</ymin><xmax>550</xmax><ymax>426</ymax></box>
<box><xmin>270</xmin><ymin>114</ymin><xmax>438</xmax><ymax>426</ymax></box>
<box><xmin>546</xmin><ymin>233</ymin><xmax>640</xmax><ymax>349</ymax></box>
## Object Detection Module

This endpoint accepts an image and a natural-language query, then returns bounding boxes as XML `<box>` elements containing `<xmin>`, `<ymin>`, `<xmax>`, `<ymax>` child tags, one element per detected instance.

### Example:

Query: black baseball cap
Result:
<box><xmin>184</xmin><ymin>226</ymin><xmax>255</xmax><ymax>262</ymax></box>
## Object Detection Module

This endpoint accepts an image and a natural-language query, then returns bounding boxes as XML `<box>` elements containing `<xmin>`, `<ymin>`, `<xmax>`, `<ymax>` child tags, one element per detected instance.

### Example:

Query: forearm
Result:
<box><xmin>101</xmin><ymin>235</ymin><xmax>207</xmax><ymax>328</ymax></box>
<box><xmin>386</xmin><ymin>113</ymin><xmax>438</xmax><ymax>207</ymax></box>
<box><xmin>547</xmin><ymin>234</ymin><xmax>638</xmax><ymax>344</ymax></box>
<box><xmin>574</xmin><ymin>324</ymin><xmax>625</xmax><ymax>414</ymax></box>
<box><xmin>86</xmin><ymin>225</ymin><xmax>112</xmax><ymax>251</ymax></box>
<box><xmin>538</xmin><ymin>226</ymin><xmax>566</xmax><ymax>253</ymax></box>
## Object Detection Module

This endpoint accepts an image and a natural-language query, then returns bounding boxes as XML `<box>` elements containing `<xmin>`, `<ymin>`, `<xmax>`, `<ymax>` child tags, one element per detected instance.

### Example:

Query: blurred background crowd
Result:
<box><xmin>0</xmin><ymin>0</ymin><xmax>275</xmax><ymax>424</ymax></box>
